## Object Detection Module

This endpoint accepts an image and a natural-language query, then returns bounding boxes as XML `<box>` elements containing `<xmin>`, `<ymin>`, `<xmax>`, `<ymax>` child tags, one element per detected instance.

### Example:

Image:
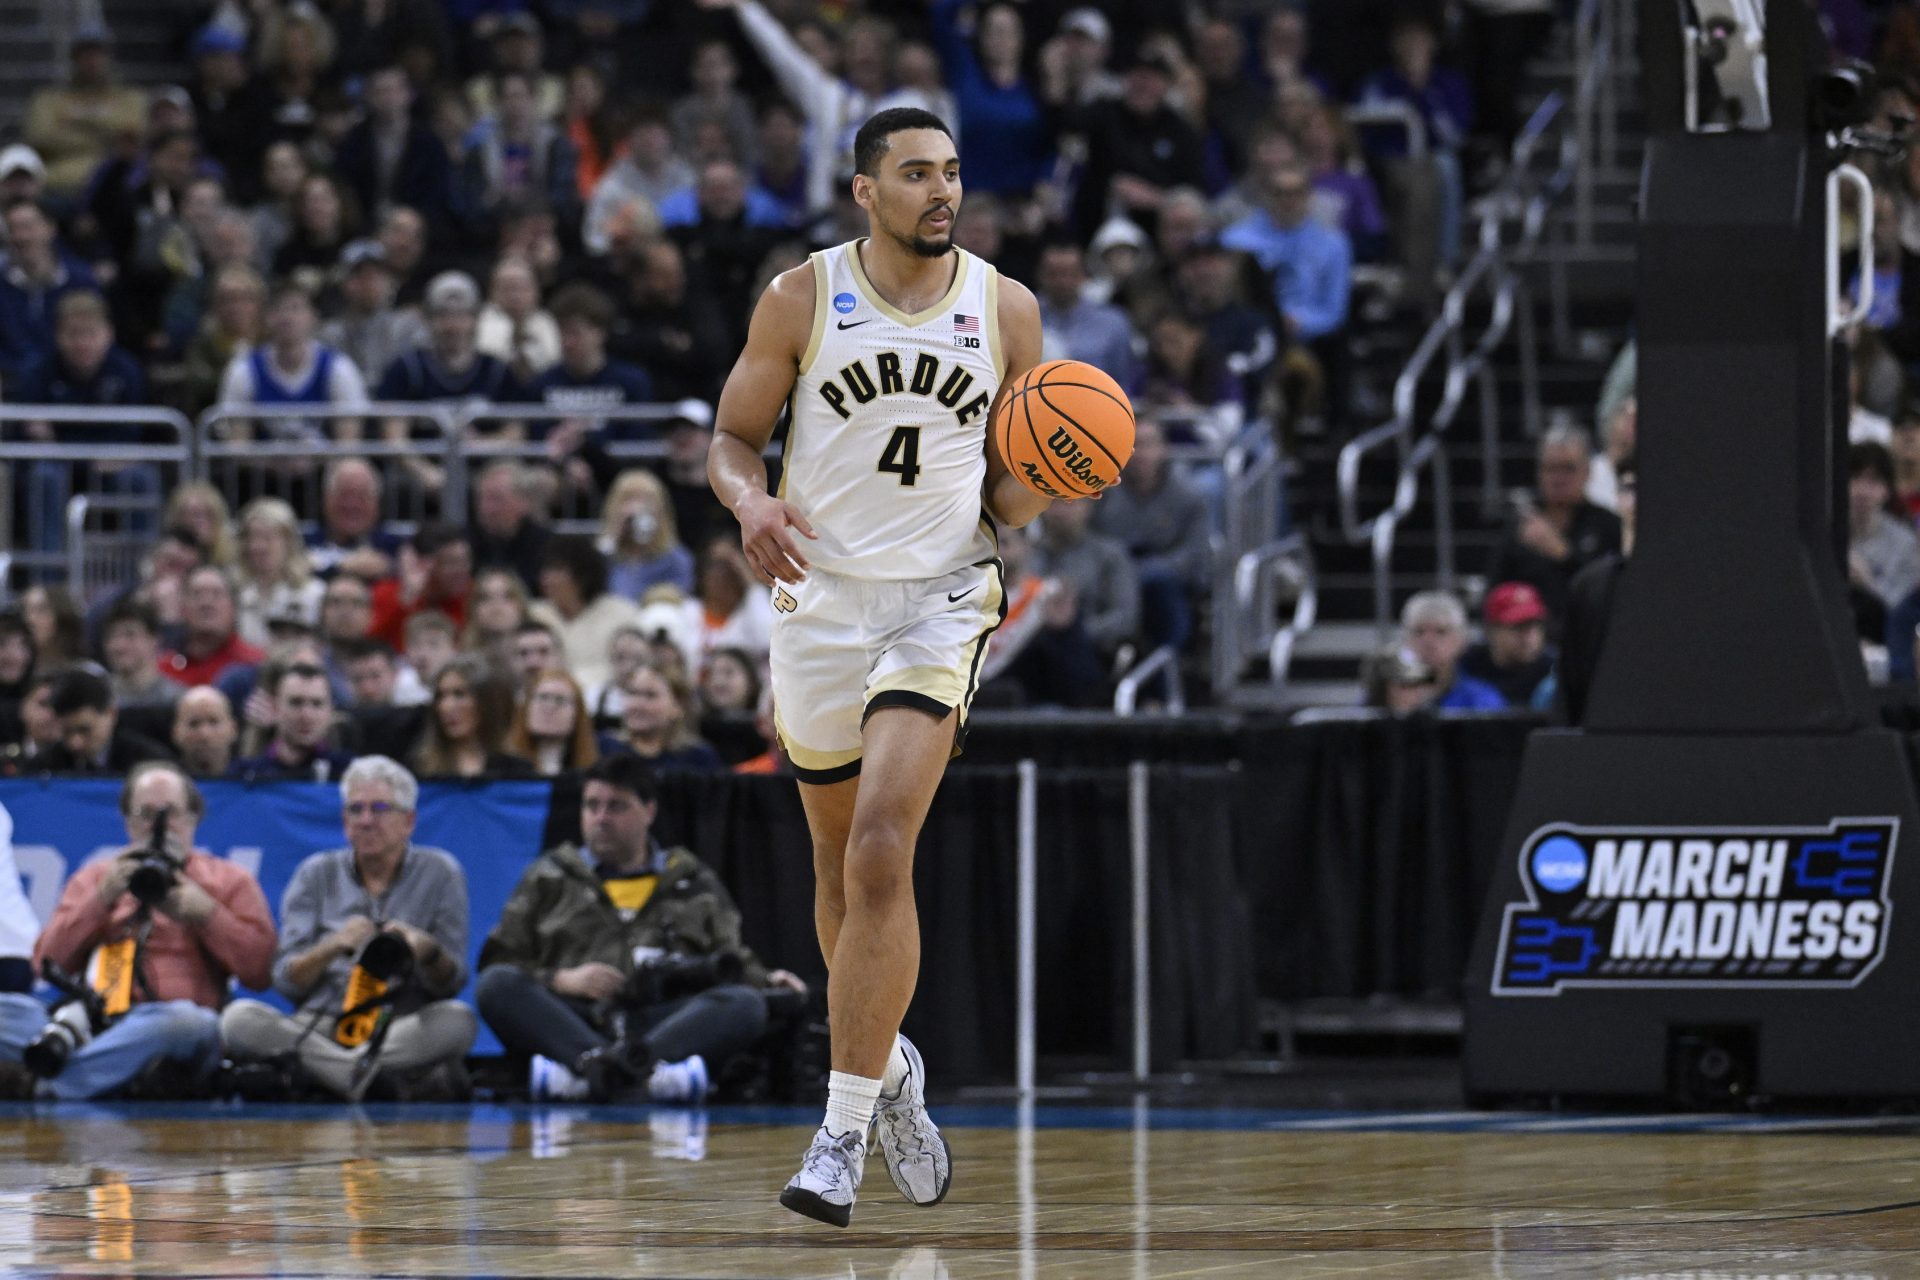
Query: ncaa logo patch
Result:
<box><xmin>833</xmin><ymin>292</ymin><xmax>857</xmax><ymax>315</ymax></box>
<box><xmin>1492</xmin><ymin>818</ymin><xmax>1899</xmax><ymax>996</ymax></box>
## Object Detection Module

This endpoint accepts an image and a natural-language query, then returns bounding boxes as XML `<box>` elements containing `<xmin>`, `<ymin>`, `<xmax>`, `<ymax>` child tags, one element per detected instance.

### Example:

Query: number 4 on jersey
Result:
<box><xmin>878</xmin><ymin>425</ymin><xmax>922</xmax><ymax>486</ymax></box>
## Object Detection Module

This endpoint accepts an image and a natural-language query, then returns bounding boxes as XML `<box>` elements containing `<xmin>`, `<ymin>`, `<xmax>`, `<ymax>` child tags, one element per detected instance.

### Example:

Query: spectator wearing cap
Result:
<box><xmin>1484</xmin><ymin>427</ymin><xmax>1624</xmax><ymax>625</ymax></box>
<box><xmin>24</xmin><ymin>21</ymin><xmax>147</xmax><ymax>196</ymax></box>
<box><xmin>45</xmin><ymin>668</ymin><xmax>175</xmax><ymax>774</ymax></box>
<box><xmin>334</xmin><ymin>65</ymin><xmax>456</xmax><ymax>226</ymax></box>
<box><xmin>1035</xmin><ymin>240</ymin><xmax>1141</xmax><ymax>391</ymax></box>
<box><xmin>101</xmin><ymin>600</ymin><xmax>181</xmax><ymax>712</ymax></box>
<box><xmin>1070</xmin><ymin>48</ymin><xmax>1209</xmax><ymax>241</ymax></box>
<box><xmin>161</xmin><ymin>566</ymin><xmax>267</xmax><ymax>688</ymax></box>
<box><xmin>0</xmin><ymin>199</ymin><xmax>98</xmax><ymax>384</ymax></box>
<box><xmin>583</xmin><ymin>107</ymin><xmax>689</xmax><ymax>257</ymax></box>
<box><xmin>930</xmin><ymin>0</ymin><xmax>1052</xmax><ymax>196</ymax></box>
<box><xmin>318</xmin><ymin>239</ymin><xmax>428</xmax><ymax>387</ymax></box>
<box><xmin>1398</xmin><ymin>592</ymin><xmax>1506</xmax><ymax>712</ymax></box>
<box><xmin>466</xmin><ymin>12</ymin><xmax>564</xmax><ymax>122</ymax></box>
<box><xmin>370</xmin><ymin>524</ymin><xmax>473</xmax><ymax>651</ymax></box>
<box><xmin>0</xmin><ymin>145</ymin><xmax>46</xmax><ymax>206</ymax></box>
<box><xmin>465</xmin><ymin>71</ymin><xmax>581</xmax><ymax>233</ymax></box>
<box><xmin>217</xmin><ymin>280</ymin><xmax>370</xmax><ymax>448</ymax></box>
<box><xmin>1041</xmin><ymin>8</ymin><xmax>1122</xmax><ymax>112</ymax></box>
<box><xmin>187</xmin><ymin>25</ymin><xmax>254</xmax><ymax>187</ymax></box>
<box><xmin>13</xmin><ymin>291</ymin><xmax>155</xmax><ymax>561</ymax></box>
<box><xmin>1460</xmin><ymin>583</ymin><xmax>1556</xmax><ymax>710</ymax></box>
<box><xmin>379</xmin><ymin>271</ymin><xmax>522</xmax><ymax>496</ymax></box>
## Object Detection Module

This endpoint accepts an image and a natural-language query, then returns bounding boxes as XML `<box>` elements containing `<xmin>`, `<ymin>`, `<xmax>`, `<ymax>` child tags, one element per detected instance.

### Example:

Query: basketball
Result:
<box><xmin>994</xmin><ymin>359</ymin><xmax>1136</xmax><ymax>500</ymax></box>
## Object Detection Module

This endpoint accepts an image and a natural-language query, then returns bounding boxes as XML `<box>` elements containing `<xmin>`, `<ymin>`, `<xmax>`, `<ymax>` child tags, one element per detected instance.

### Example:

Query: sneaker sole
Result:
<box><xmin>779</xmin><ymin>1185</ymin><xmax>853</xmax><ymax>1228</ymax></box>
<box><xmin>884</xmin><ymin>1126</ymin><xmax>953</xmax><ymax>1207</ymax></box>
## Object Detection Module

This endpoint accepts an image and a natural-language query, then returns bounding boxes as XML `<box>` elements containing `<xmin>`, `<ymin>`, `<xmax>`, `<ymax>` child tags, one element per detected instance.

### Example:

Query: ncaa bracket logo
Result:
<box><xmin>1492</xmin><ymin>818</ymin><xmax>1898</xmax><ymax>996</ymax></box>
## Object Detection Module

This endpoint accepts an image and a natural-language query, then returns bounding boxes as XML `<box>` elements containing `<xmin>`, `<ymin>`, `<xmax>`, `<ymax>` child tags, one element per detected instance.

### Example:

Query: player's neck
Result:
<box><xmin>856</xmin><ymin>236</ymin><xmax>957</xmax><ymax>312</ymax></box>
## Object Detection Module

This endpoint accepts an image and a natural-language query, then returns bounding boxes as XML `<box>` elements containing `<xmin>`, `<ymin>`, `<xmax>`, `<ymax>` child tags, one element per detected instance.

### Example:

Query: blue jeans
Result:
<box><xmin>0</xmin><ymin>994</ymin><xmax>220</xmax><ymax>1100</ymax></box>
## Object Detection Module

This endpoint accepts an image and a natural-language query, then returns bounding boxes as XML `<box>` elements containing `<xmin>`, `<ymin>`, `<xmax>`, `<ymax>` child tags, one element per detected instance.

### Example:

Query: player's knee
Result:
<box><xmin>842</xmin><ymin>832</ymin><xmax>913</xmax><ymax>908</ymax></box>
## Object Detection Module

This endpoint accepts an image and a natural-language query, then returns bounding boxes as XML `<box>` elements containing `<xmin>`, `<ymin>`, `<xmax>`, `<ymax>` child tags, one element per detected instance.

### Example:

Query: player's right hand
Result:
<box><xmin>735</xmin><ymin>489</ymin><xmax>818</xmax><ymax>585</ymax></box>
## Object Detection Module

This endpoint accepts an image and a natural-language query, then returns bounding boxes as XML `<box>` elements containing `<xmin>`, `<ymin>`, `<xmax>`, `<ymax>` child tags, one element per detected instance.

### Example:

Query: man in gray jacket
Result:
<box><xmin>1034</xmin><ymin>498</ymin><xmax>1140</xmax><ymax>662</ymax></box>
<box><xmin>1091</xmin><ymin>420</ymin><xmax>1213</xmax><ymax>655</ymax></box>
<box><xmin>219</xmin><ymin>755</ymin><xmax>475</xmax><ymax>1099</ymax></box>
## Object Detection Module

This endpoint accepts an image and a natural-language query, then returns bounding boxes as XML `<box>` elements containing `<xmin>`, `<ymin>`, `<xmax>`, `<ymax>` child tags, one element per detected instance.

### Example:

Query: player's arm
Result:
<box><xmin>708</xmin><ymin>264</ymin><xmax>819</xmax><ymax>584</ymax></box>
<box><xmin>983</xmin><ymin>276</ymin><xmax>1056</xmax><ymax>529</ymax></box>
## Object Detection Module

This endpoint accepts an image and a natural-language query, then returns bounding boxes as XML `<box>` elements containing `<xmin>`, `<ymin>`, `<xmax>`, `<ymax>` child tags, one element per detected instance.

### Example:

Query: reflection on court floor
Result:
<box><xmin>1</xmin><ymin>1101</ymin><xmax>1917</xmax><ymax>1278</ymax></box>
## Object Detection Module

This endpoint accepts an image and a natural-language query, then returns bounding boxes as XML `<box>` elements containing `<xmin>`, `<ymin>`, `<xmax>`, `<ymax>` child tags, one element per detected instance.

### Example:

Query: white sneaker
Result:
<box><xmin>646</xmin><ymin>1054</ymin><xmax>709</xmax><ymax>1104</ymax></box>
<box><xmin>872</xmin><ymin>1034</ymin><xmax>952</xmax><ymax>1206</ymax></box>
<box><xmin>529</xmin><ymin>1054</ymin><xmax>590</xmax><ymax>1102</ymax></box>
<box><xmin>779</xmin><ymin>1124</ymin><xmax>866</xmax><ymax>1228</ymax></box>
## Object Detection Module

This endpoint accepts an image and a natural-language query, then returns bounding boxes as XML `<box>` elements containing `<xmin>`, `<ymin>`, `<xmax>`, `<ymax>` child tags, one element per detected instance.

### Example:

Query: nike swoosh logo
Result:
<box><xmin>948</xmin><ymin>587</ymin><xmax>978</xmax><ymax>603</ymax></box>
<box><xmin>837</xmin><ymin>318</ymin><xmax>873</xmax><ymax>329</ymax></box>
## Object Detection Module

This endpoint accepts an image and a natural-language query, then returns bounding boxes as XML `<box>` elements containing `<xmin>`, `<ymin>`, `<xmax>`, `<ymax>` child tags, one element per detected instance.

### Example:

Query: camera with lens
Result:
<box><xmin>21</xmin><ymin>962</ymin><xmax>107</xmax><ymax>1078</ymax></box>
<box><xmin>125</xmin><ymin>811</ymin><xmax>179</xmax><ymax>908</ymax></box>
<box><xmin>623</xmin><ymin>951</ymin><xmax>744</xmax><ymax>1006</ymax></box>
<box><xmin>355</xmin><ymin>929</ymin><xmax>417</xmax><ymax>987</ymax></box>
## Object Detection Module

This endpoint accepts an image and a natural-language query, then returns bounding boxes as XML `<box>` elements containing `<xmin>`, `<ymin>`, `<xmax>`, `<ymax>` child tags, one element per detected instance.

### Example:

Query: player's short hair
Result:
<box><xmin>854</xmin><ymin>107</ymin><xmax>953</xmax><ymax>178</ymax></box>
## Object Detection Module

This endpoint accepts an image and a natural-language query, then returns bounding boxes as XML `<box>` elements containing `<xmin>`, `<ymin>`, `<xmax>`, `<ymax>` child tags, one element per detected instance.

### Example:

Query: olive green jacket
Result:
<box><xmin>476</xmin><ymin>843</ymin><xmax>769</xmax><ymax>989</ymax></box>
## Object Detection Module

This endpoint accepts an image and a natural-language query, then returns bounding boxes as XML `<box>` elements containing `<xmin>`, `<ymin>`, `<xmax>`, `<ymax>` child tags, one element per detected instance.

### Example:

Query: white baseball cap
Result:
<box><xmin>0</xmin><ymin>145</ymin><xmax>45</xmax><ymax>180</ymax></box>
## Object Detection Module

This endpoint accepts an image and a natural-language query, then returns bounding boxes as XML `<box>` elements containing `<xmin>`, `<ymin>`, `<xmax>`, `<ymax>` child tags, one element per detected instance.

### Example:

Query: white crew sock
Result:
<box><xmin>824</xmin><ymin>1070</ymin><xmax>882</xmax><ymax>1137</ymax></box>
<box><xmin>880</xmin><ymin>1036</ymin><xmax>911</xmax><ymax>1099</ymax></box>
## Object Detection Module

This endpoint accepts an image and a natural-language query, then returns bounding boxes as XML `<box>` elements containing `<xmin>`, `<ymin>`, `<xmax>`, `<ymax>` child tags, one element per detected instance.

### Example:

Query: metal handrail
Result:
<box><xmin>1234</xmin><ymin>532</ymin><xmax>1317</xmax><ymax>687</ymax></box>
<box><xmin>1347</xmin><ymin>101</ymin><xmax>1431</xmax><ymax>160</ymax></box>
<box><xmin>1114</xmin><ymin>644</ymin><xmax>1186</xmax><ymax>716</ymax></box>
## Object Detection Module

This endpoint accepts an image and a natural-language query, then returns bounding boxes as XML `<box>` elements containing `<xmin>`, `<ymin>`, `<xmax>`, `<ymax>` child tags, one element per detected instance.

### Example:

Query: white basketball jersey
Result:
<box><xmin>785</xmin><ymin>240</ymin><xmax>1002</xmax><ymax>580</ymax></box>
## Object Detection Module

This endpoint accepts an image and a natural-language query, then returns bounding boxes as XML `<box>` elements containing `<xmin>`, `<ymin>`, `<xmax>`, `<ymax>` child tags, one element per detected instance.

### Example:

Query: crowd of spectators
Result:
<box><xmin>0</xmin><ymin>0</ymin><xmax>1571</xmax><ymax>726</ymax></box>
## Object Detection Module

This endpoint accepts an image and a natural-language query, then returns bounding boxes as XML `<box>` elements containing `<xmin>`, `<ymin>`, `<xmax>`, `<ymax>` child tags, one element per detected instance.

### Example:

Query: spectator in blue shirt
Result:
<box><xmin>1035</xmin><ymin>240</ymin><xmax>1139</xmax><ymax>391</ymax></box>
<box><xmin>528</xmin><ymin>282</ymin><xmax>655</xmax><ymax>501</ymax></box>
<box><xmin>13</xmin><ymin>291</ymin><xmax>157</xmax><ymax>560</ymax></box>
<box><xmin>930</xmin><ymin>0</ymin><xmax>1052</xmax><ymax>196</ymax></box>
<box><xmin>1398</xmin><ymin>591</ymin><xmax>1507</xmax><ymax>711</ymax></box>
<box><xmin>0</xmin><ymin>198</ymin><xmax>97</xmax><ymax>384</ymax></box>
<box><xmin>1221</xmin><ymin>163</ymin><xmax>1352</xmax><ymax>426</ymax></box>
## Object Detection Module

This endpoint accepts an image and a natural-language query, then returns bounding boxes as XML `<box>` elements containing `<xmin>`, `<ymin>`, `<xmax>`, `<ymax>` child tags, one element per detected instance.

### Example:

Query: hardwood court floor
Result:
<box><xmin>2</xmin><ymin>1101</ymin><xmax>1919</xmax><ymax>1277</ymax></box>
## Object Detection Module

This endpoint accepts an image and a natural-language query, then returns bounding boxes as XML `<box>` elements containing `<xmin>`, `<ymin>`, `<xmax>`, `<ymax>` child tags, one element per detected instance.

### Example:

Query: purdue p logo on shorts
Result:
<box><xmin>774</xmin><ymin>587</ymin><xmax>799</xmax><ymax>615</ymax></box>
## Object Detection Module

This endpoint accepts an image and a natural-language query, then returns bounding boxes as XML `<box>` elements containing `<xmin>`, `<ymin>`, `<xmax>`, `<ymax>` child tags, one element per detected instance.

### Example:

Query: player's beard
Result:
<box><xmin>891</xmin><ymin>205</ymin><xmax>958</xmax><ymax>258</ymax></box>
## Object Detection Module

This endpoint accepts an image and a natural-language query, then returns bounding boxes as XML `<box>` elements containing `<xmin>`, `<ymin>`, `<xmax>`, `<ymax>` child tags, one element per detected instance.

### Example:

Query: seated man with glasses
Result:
<box><xmin>0</xmin><ymin>762</ymin><xmax>276</xmax><ymax>1099</ymax></box>
<box><xmin>219</xmin><ymin>755</ymin><xmax>476</xmax><ymax>1100</ymax></box>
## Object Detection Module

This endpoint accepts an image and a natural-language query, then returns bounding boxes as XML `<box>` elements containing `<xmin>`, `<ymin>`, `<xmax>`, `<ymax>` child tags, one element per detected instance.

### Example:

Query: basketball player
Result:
<box><xmin>708</xmin><ymin>107</ymin><xmax>1067</xmax><ymax>1227</ymax></box>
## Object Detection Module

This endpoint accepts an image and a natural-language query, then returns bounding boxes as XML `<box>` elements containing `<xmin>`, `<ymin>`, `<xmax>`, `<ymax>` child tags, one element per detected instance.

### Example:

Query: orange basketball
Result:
<box><xmin>994</xmin><ymin>359</ymin><xmax>1135</xmax><ymax>500</ymax></box>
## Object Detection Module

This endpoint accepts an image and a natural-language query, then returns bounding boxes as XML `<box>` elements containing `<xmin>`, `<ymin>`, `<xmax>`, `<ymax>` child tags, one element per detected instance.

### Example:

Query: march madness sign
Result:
<box><xmin>1491</xmin><ymin>819</ymin><xmax>1898</xmax><ymax>995</ymax></box>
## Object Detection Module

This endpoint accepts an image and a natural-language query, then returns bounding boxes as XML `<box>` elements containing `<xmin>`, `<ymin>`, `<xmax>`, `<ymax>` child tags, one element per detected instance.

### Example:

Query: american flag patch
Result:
<box><xmin>955</xmin><ymin>313</ymin><xmax>980</xmax><ymax>333</ymax></box>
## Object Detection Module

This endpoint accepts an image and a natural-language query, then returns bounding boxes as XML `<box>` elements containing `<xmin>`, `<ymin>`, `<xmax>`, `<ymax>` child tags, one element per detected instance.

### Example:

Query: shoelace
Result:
<box><xmin>803</xmin><ymin>1131</ymin><xmax>863</xmax><ymax>1184</ymax></box>
<box><xmin>875</xmin><ymin>1097</ymin><xmax>938</xmax><ymax>1161</ymax></box>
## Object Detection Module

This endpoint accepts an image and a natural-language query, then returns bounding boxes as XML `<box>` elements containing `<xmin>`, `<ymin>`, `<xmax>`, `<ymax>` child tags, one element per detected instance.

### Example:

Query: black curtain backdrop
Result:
<box><xmin>536</xmin><ymin>713</ymin><xmax>1551</xmax><ymax>1081</ymax></box>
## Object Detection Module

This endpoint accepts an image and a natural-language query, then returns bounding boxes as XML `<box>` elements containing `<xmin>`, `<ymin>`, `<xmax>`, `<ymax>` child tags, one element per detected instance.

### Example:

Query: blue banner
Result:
<box><xmin>0</xmin><ymin>778</ymin><xmax>554</xmax><ymax>1056</ymax></box>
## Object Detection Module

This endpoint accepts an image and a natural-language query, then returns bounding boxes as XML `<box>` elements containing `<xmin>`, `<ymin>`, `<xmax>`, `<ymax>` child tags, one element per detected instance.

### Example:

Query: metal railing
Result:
<box><xmin>1335</xmin><ymin>85</ymin><xmax>1583</xmax><ymax>635</ymax></box>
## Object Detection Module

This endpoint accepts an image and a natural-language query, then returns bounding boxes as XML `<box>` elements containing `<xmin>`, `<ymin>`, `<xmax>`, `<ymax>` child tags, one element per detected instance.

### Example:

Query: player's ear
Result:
<box><xmin>851</xmin><ymin>173</ymin><xmax>873</xmax><ymax>210</ymax></box>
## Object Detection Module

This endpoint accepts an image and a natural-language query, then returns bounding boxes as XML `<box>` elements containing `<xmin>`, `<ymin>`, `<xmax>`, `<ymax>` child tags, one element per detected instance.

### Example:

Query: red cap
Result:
<box><xmin>1485</xmin><ymin>581</ymin><xmax>1547</xmax><ymax>626</ymax></box>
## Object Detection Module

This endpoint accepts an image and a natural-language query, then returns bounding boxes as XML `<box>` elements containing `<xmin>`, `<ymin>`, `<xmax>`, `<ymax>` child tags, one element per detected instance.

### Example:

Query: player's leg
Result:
<box><xmin>796</xmin><ymin>776</ymin><xmax>857</xmax><ymax>968</ymax></box>
<box><xmin>826</xmin><ymin>703</ymin><xmax>955</xmax><ymax>1079</ymax></box>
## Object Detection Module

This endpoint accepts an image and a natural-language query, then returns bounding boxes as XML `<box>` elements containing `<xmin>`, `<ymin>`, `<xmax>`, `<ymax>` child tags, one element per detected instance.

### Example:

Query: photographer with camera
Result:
<box><xmin>219</xmin><ymin>756</ymin><xmax>475</xmax><ymax>1100</ymax></box>
<box><xmin>0</xmin><ymin>762</ymin><xmax>275</xmax><ymax>1099</ymax></box>
<box><xmin>476</xmin><ymin>754</ymin><xmax>804</xmax><ymax>1102</ymax></box>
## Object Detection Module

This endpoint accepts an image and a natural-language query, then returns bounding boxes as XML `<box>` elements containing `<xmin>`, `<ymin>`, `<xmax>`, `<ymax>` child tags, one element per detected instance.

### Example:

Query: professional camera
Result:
<box><xmin>335</xmin><ymin>928</ymin><xmax>417</xmax><ymax>1050</ymax></box>
<box><xmin>355</xmin><ymin>929</ymin><xmax>416</xmax><ymax>987</ymax></box>
<box><xmin>623</xmin><ymin>951</ymin><xmax>744</xmax><ymax>1006</ymax></box>
<box><xmin>126</xmin><ymin>811</ymin><xmax>179</xmax><ymax>908</ymax></box>
<box><xmin>21</xmin><ymin>963</ymin><xmax>107</xmax><ymax>1078</ymax></box>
